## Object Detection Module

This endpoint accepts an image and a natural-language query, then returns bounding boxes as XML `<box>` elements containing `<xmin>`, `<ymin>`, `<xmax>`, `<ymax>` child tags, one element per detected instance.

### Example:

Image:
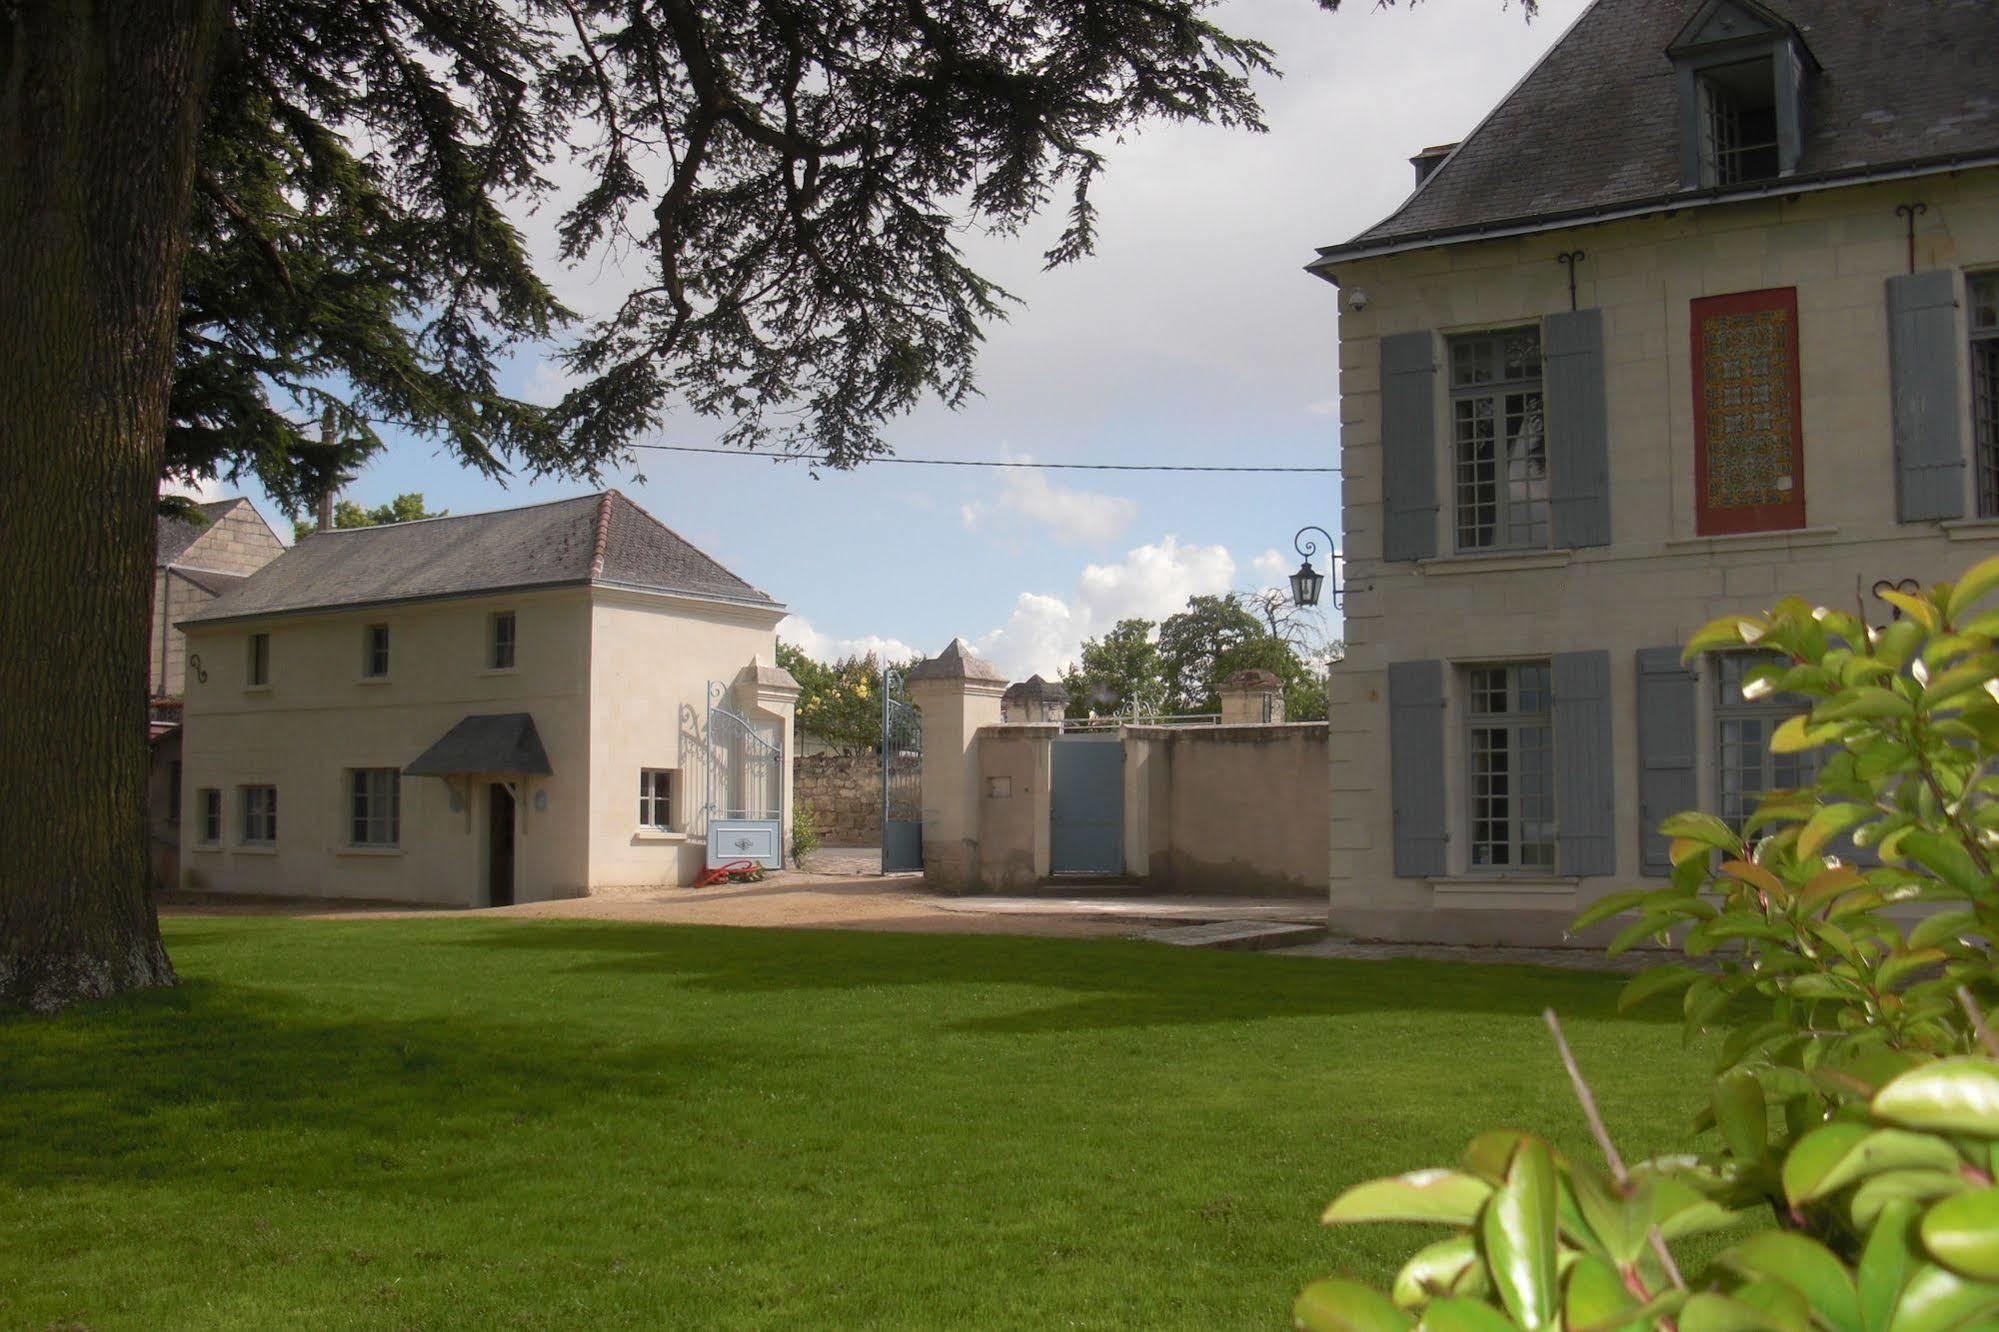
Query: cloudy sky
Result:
<box><xmin>187</xmin><ymin>0</ymin><xmax>1588</xmax><ymax>678</ymax></box>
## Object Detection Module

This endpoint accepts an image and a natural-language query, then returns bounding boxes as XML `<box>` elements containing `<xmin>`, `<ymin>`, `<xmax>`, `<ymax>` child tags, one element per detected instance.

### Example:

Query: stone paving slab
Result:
<box><xmin>927</xmin><ymin>896</ymin><xmax>1325</xmax><ymax>924</ymax></box>
<box><xmin>1134</xmin><ymin>921</ymin><xmax>1331</xmax><ymax>951</ymax></box>
<box><xmin>1270</xmin><ymin>939</ymin><xmax>1663</xmax><ymax>973</ymax></box>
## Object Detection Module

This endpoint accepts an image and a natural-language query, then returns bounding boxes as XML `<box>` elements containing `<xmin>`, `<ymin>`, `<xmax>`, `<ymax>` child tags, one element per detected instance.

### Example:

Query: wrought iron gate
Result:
<box><xmin>881</xmin><ymin>667</ymin><xmax>923</xmax><ymax>873</ymax></box>
<box><xmin>706</xmin><ymin>681</ymin><xmax>784</xmax><ymax>868</ymax></box>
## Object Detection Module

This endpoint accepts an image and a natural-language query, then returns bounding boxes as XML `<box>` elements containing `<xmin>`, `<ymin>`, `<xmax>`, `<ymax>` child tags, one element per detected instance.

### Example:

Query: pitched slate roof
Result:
<box><xmin>156</xmin><ymin>499</ymin><xmax>243</xmax><ymax>566</ymax></box>
<box><xmin>184</xmin><ymin>491</ymin><xmax>775</xmax><ymax>624</ymax></box>
<box><xmin>404</xmin><ymin>713</ymin><xmax>554</xmax><ymax>777</ymax></box>
<box><xmin>1313</xmin><ymin>0</ymin><xmax>1999</xmax><ymax>267</ymax></box>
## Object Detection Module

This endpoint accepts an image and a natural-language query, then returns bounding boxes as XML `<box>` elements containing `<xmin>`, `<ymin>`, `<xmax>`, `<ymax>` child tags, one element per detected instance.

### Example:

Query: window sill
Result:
<box><xmin>233</xmin><ymin>843</ymin><xmax>279</xmax><ymax>856</ymax></box>
<box><xmin>1429</xmin><ymin>875</ymin><xmax>1578</xmax><ymax>896</ymax></box>
<box><xmin>335</xmin><ymin>845</ymin><xmax>404</xmax><ymax>857</ymax></box>
<box><xmin>478</xmin><ymin>667</ymin><xmax>518</xmax><ymax>678</ymax></box>
<box><xmin>632</xmin><ymin>829</ymin><xmax>688</xmax><ymax>844</ymax></box>
<box><xmin>1662</xmin><ymin>525</ymin><xmax>1839</xmax><ymax>551</ymax></box>
<box><xmin>1418</xmin><ymin>549</ymin><xmax>1573</xmax><ymax>576</ymax></box>
<box><xmin>357</xmin><ymin>676</ymin><xmax>392</xmax><ymax>686</ymax></box>
<box><xmin>192</xmin><ymin>842</ymin><xmax>221</xmax><ymax>853</ymax></box>
<box><xmin>243</xmin><ymin>684</ymin><xmax>273</xmax><ymax>695</ymax></box>
<box><xmin>1941</xmin><ymin>519</ymin><xmax>1999</xmax><ymax>542</ymax></box>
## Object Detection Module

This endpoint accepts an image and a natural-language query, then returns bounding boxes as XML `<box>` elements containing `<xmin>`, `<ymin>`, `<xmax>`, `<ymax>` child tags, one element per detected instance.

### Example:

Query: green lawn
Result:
<box><xmin>2</xmin><ymin>918</ymin><xmax>1710</xmax><ymax>1329</ymax></box>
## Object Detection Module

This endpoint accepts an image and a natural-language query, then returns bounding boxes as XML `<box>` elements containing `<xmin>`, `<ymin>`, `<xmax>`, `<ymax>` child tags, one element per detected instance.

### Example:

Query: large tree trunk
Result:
<box><xmin>0</xmin><ymin>1</ymin><xmax>222</xmax><ymax>1011</ymax></box>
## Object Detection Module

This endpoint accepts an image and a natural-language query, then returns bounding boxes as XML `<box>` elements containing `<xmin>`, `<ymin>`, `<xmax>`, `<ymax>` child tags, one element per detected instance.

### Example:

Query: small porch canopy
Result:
<box><xmin>404</xmin><ymin>713</ymin><xmax>553</xmax><ymax>778</ymax></box>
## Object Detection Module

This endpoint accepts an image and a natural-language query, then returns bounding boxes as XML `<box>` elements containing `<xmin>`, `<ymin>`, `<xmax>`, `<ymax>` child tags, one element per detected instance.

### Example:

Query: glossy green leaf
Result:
<box><xmin>1859</xmin><ymin>1199</ymin><xmax>1923</xmax><ymax>1332</ymax></box>
<box><xmin>1461</xmin><ymin>1132</ymin><xmax>1527</xmax><ymax>1187</ymax></box>
<box><xmin>1725</xmin><ymin>1231</ymin><xmax>1860</xmax><ymax>1332</ymax></box>
<box><xmin>1818</xmin><ymin>687</ymin><xmax>1916</xmax><ymax>723</ymax></box>
<box><xmin>1851</xmin><ymin>1171</ymin><xmax>1972</xmax><ymax>1230</ymax></box>
<box><xmin>1573</xmin><ymin>890</ymin><xmax>1652</xmax><ymax>932</ymax></box>
<box><xmin>1394</xmin><ymin>1236</ymin><xmax>1485</xmax><ymax>1310</ymax></box>
<box><xmin>1563</xmin><ymin>1256</ymin><xmax>1637</xmax><ymax>1331</ymax></box>
<box><xmin>1882</xmin><ymin>1263</ymin><xmax>1999</xmax><ymax>1332</ymax></box>
<box><xmin>1874</xmin><ymin>1059</ymin><xmax>1999</xmax><ymax>1138</ymax></box>
<box><xmin>1921</xmin><ymin>1190</ymin><xmax>1999</xmax><ymax>1282</ymax></box>
<box><xmin>1785</xmin><ymin>1124</ymin><xmax>1963</xmax><ymax>1204</ymax></box>
<box><xmin>1679</xmin><ymin>1291</ymin><xmax>1790</xmax><ymax>1332</ymax></box>
<box><xmin>1714</xmin><ymin>1068</ymin><xmax>1770</xmax><ymax>1166</ymax></box>
<box><xmin>1895</xmin><ymin>833</ymin><xmax>1990</xmax><ymax>900</ymax></box>
<box><xmin>1907</xmin><ymin>911</ymin><xmax>1980</xmax><ymax>951</ymax></box>
<box><xmin>1945</xmin><ymin>554</ymin><xmax>1999</xmax><ymax>621</ymax></box>
<box><xmin>1660</xmin><ymin>811</ymin><xmax>1742</xmax><ymax>853</ymax></box>
<box><xmin>1415</xmin><ymin>1298</ymin><xmax>1517</xmax><ymax>1332</ymax></box>
<box><xmin>1570</xmin><ymin>1169</ymin><xmax>1643</xmax><ymax>1265</ymax></box>
<box><xmin>1800</xmin><ymin>804</ymin><xmax>1874</xmax><ymax>860</ymax></box>
<box><xmin>1324</xmin><ymin>1171</ymin><xmax>1494</xmax><ymax>1227</ymax></box>
<box><xmin>1482</xmin><ymin>1137</ymin><xmax>1559</xmax><ymax>1330</ymax></box>
<box><xmin>1620</xmin><ymin>966</ymin><xmax>1703</xmax><ymax>1013</ymax></box>
<box><xmin>1733</xmin><ymin>1279</ymin><xmax>1813</xmax><ymax>1331</ymax></box>
<box><xmin>1687</xmin><ymin>616</ymin><xmax>1758</xmax><ymax>659</ymax></box>
<box><xmin>1296</xmin><ymin>1279</ymin><xmax>1414</xmax><ymax>1332</ymax></box>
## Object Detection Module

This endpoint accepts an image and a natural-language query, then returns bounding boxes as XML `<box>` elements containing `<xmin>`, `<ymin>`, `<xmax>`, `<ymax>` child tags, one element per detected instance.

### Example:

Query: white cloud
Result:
<box><xmin>960</xmin><ymin>454</ymin><xmax>1137</xmax><ymax>547</ymax></box>
<box><xmin>1251</xmin><ymin>548</ymin><xmax>1289</xmax><ymax>580</ymax></box>
<box><xmin>975</xmin><ymin>535</ymin><xmax>1237</xmax><ymax>678</ymax></box>
<box><xmin>162</xmin><ymin>475</ymin><xmax>228</xmax><ymax>503</ymax></box>
<box><xmin>778</xmin><ymin>615</ymin><xmax>920</xmax><ymax>665</ymax></box>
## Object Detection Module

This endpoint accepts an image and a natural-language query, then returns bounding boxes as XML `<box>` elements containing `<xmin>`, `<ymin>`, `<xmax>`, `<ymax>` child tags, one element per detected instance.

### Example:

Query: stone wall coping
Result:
<box><xmin>1126</xmin><ymin>722</ymin><xmax>1328</xmax><ymax>740</ymax></box>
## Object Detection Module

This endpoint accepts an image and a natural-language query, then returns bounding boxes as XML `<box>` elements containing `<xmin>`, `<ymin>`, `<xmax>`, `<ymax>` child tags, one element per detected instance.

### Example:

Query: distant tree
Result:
<box><xmin>1061</xmin><ymin>618</ymin><xmax>1167</xmax><ymax>719</ymax></box>
<box><xmin>1157</xmin><ymin>595</ymin><xmax>1267</xmax><ymax>713</ymax></box>
<box><xmin>290</xmin><ymin>492</ymin><xmax>444</xmax><ymax>542</ymax></box>
<box><xmin>779</xmin><ymin>642</ymin><xmax>920</xmax><ymax>754</ymax></box>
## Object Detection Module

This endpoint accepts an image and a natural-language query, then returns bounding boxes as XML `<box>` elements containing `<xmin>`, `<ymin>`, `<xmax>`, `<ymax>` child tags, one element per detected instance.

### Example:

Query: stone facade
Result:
<box><xmin>795</xmin><ymin>753</ymin><xmax>883</xmax><ymax>846</ymax></box>
<box><xmin>152</xmin><ymin>498</ymin><xmax>286</xmax><ymax>698</ymax></box>
<box><xmin>1319</xmin><ymin>171</ymin><xmax>1999</xmax><ymax>945</ymax></box>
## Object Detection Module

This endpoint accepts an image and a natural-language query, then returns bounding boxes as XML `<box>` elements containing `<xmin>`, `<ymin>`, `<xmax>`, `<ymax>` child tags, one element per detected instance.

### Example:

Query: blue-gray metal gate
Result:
<box><xmin>1050</xmin><ymin>736</ymin><xmax>1123</xmax><ymax>875</ymax></box>
<box><xmin>881</xmin><ymin>667</ymin><xmax>923</xmax><ymax>873</ymax></box>
<box><xmin>706</xmin><ymin>681</ymin><xmax>784</xmax><ymax>869</ymax></box>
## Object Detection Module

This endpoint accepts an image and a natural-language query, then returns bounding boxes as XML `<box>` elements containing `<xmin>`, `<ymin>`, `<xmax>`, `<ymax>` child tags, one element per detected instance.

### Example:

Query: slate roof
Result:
<box><xmin>1312</xmin><ymin>0</ymin><xmax>1999</xmax><ymax>267</ymax></box>
<box><xmin>905</xmin><ymin>638</ymin><xmax>1006</xmax><ymax>684</ymax></box>
<box><xmin>156</xmin><ymin>499</ymin><xmax>242</xmax><ymax>566</ymax></box>
<box><xmin>404</xmin><ymin>713</ymin><xmax>554</xmax><ymax>777</ymax></box>
<box><xmin>183</xmin><ymin>491</ymin><xmax>776</xmax><ymax>624</ymax></box>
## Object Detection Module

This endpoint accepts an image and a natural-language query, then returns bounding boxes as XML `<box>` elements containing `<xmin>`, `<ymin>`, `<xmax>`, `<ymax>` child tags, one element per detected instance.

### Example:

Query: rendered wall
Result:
<box><xmin>179</xmin><ymin>587</ymin><xmax>594</xmax><ymax>906</ymax></box>
<box><xmin>1323</xmin><ymin>170</ymin><xmax>1999</xmax><ymax>944</ymax></box>
<box><xmin>972</xmin><ymin>726</ymin><xmax>1055</xmax><ymax>890</ymax></box>
<box><xmin>585</xmin><ymin>590</ymin><xmax>787</xmax><ymax>888</ymax></box>
<box><xmin>1127</xmin><ymin>725</ymin><xmax>1327</xmax><ymax>898</ymax></box>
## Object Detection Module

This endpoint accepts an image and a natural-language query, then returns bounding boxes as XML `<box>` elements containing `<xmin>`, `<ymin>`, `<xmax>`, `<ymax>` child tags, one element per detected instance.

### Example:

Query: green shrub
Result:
<box><xmin>791</xmin><ymin>807</ymin><xmax>821</xmax><ymax>863</ymax></box>
<box><xmin>1297</xmin><ymin>560</ymin><xmax>1999</xmax><ymax>1332</ymax></box>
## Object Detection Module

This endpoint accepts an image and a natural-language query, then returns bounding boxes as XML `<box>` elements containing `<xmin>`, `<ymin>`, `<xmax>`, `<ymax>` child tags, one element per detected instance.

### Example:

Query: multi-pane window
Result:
<box><xmin>240</xmin><ymin>785</ymin><xmax>278</xmax><ymax>844</ymax></box>
<box><xmin>1698</xmin><ymin>60</ymin><xmax>1779</xmax><ymax>186</ymax></box>
<box><xmin>639</xmin><ymin>769</ymin><xmax>675</xmax><ymax>829</ymax></box>
<box><xmin>489</xmin><ymin>611</ymin><xmax>517</xmax><ymax>670</ymax></box>
<box><xmin>349</xmin><ymin>768</ymin><xmax>400</xmax><ymax>846</ymax></box>
<box><xmin>1974</xmin><ymin>273</ymin><xmax>1999</xmax><ymax>517</ymax></box>
<box><xmin>1450</xmin><ymin>328</ymin><xmax>1548</xmax><ymax>552</ymax></box>
<box><xmin>247</xmin><ymin>632</ymin><xmax>270</xmax><ymax>686</ymax></box>
<box><xmin>198</xmin><ymin>788</ymin><xmax>221</xmax><ymax>844</ymax></box>
<box><xmin>363</xmin><ymin>624</ymin><xmax>390</xmax><ymax>678</ymax></box>
<box><xmin>1465</xmin><ymin>663</ymin><xmax>1557</xmax><ymax>872</ymax></box>
<box><xmin>1714</xmin><ymin>655</ymin><xmax>1819</xmax><ymax>832</ymax></box>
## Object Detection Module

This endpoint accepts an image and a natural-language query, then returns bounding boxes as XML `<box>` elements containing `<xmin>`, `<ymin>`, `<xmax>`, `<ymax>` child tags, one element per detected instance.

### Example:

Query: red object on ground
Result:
<box><xmin>695</xmin><ymin>860</ymin><xmax>759</xmax><ymax>888</ymax></box>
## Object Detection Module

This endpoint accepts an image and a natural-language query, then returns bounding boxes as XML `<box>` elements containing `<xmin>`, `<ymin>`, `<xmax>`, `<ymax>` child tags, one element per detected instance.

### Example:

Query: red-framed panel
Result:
<box><xmin>1691</xmin><ymin>286</ymin><xmax>1806</xmax><ymax>536</ymax></box>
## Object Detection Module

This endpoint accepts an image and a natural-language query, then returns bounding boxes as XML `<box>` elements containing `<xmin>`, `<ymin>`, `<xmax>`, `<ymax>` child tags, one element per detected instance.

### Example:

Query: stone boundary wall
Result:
<box><xmin>795</xmin><ymin>752</ymin><xmax>880</xmax><ymax>846</ymax></box>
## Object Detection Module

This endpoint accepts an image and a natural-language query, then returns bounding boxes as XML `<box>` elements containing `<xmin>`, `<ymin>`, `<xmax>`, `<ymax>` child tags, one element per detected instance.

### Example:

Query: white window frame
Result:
<box><xmin>240</xmin><ymin>784</ymin><xmax>278</xmax><ymax>845</ymax></box>
<box><xmin>1712</xmin><ymin>654</ymin><xmax>1819</xmax><ymax>833</ymax></box>
<box><xmin>1463</xmin><ymin>661</ymin><xmax>1557</xmax><ymax>873</ymax></box>
<box><xmin>639</xmin><ymin>769</ymin><xmax>676</xmax><ymax>831</ymax></box>
<box><xmin>488</xmin><ymin>611</ymin><xmax>517</xmax><ymax>670</ymax></box>
<box><xmin>1448</xmin><ymin>327</ymin><xmax>1549</xmax><ymax>553</ymax></box>
<box><xmin>1973</xmin><ymin>271</ymin><xmax>1999</xmax><ymax>518</ymax></box>
<box><xmin>363</xmin><ymin>623</ymin><xmax>391</xmax><ymax>678</ymax></box>
<box><xmin>348</xmin><ymin>768</ymin><xmax>401</xmax><ymax>847</ymax></box>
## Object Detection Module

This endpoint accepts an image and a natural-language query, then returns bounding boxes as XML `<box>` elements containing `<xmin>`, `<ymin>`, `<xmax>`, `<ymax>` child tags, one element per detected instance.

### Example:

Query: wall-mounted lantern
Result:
<box><xmin>1289</xmin><ymin>525</ymin><xmax>1354</xmax><ymax>609</ymax></box>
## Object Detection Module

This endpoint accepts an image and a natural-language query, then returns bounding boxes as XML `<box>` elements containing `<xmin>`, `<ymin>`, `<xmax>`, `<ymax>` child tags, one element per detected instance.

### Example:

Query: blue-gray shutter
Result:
<box><xmin>1380</xmin><ymin>331</ymin><xmax>1439</xmax><ymax>562</ymax></box>
<box><xmin>1553</xmin><ymin>651</ymin><xmax>1616</xmax><ymax>876</ymax></box>
<box><xmin>1635</xmin><ymin>647</ymin><xmax>1697</xmax><ymax>877</ymax></box>
<box><xmin>1388</xmin><ymin>660</ymin><xmax>1448</xmax><ymax>877</ymax></box>
<box><xmin>1546</xmin><ymin>308</ymin><xmax>1611</xmax><ymax>548</ymax></box>
<box><xmin>1888</xmin><ymin>270</ymin><xmax>1965</xmax><ymax>523</ymax></box>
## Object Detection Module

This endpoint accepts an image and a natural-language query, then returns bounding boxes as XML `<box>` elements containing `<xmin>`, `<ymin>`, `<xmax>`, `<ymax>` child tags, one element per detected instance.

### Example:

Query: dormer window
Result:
<box><xmin>1699</xmin><ymin>60</ymin><xmax>1780</xmax><ymax>186</ymax></box>
<box><xmin>1668</xmin><ymin>0</ymin><xmax>1816</xmax><ymax>191</ymax></box>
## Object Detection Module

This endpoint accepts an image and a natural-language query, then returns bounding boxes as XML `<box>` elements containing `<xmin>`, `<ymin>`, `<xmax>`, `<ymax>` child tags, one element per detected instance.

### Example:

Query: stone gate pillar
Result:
<box><xmin>905</xmin><ymin>639</ymin><xmax>1007</xmax><ymax>890</ymax></box>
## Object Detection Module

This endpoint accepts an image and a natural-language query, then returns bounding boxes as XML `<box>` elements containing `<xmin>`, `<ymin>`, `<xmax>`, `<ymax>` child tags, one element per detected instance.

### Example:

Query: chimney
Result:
<box><xmin>1411</xmin><ymin>143</ymin><xmax>1458</xmax><ymax>188</ymax></box>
